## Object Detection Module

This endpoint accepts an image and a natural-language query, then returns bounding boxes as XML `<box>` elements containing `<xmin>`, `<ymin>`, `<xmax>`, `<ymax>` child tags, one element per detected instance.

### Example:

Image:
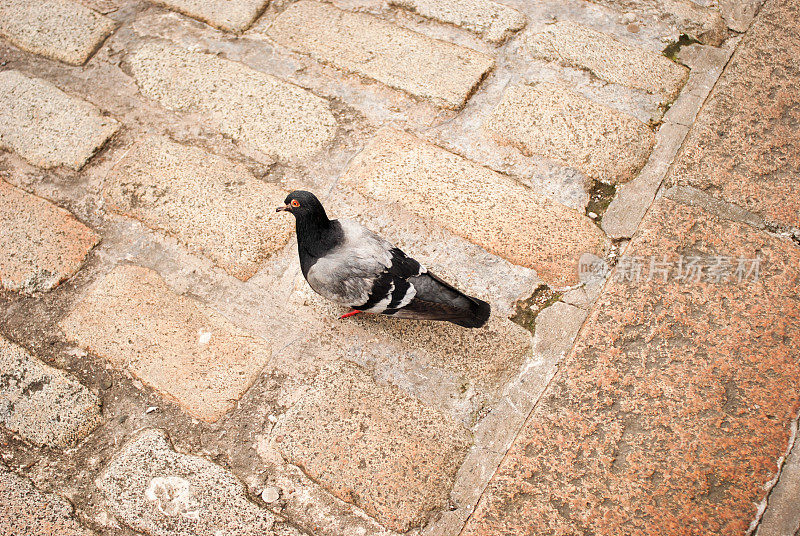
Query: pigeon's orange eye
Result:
<box><xmin>291</xmin><ymin>199</ymin><xmax>300</xmax><ymax>208</ymax></box>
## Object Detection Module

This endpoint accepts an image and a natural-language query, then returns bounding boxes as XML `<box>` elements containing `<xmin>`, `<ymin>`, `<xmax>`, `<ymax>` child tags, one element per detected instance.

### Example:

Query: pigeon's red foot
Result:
<box><xmin>339</xmin><ymin>309</ymin><xmax>363</xmax><ymax>319</ymax></box>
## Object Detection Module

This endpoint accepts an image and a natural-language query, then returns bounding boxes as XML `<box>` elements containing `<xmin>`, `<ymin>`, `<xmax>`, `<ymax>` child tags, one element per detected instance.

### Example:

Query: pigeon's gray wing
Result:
<box><xmin>305</xmin><ymin>219</ymin><xmax>424</xmax><ymax>310</ymax></box>
<box><xmin>306</xmin><ymin>219</ymin><xmax>491</xmax><ymax>327</ymax></box>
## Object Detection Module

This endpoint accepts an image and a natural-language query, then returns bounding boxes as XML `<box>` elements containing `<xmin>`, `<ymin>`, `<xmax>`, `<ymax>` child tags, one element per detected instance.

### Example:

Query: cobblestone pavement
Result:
<box><xmin>0</xmin><ymin>0</ymin><xmax>798</xmax><ymax>535</ymax></box>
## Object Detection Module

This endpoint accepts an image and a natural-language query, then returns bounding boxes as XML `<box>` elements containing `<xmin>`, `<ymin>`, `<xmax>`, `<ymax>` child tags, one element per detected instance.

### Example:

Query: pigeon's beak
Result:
<box><xmin>276</xmin><ymin>204</ymin><xmax>292</xmax><ymax>213</ymax></box>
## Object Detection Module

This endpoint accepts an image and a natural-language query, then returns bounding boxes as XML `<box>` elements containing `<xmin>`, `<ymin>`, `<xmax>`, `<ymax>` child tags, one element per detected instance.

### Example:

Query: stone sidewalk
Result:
<box><xmin>0</xmin><ymin>0</ymin><xmax>797</xmax><ymax>535</ymax></box>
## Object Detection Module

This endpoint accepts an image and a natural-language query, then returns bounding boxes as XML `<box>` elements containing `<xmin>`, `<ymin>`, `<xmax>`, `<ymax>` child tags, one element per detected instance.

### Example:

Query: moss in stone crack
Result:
<box><xmin>663</xmin><ymin>34</ymin><xmax>699</xmax><ymax>63</ymax></box>
<box><xmin>470</xmin><ymin>399</ymin><xmax>492</xmax><ymax>428</ymax></box>
<box><xmin>654</xmin><ymin>92</ymin><xmax>681</xmax><ymax>128</ymax></box>
<box><xmin>586</xmin><ymin>180</ymin><xmax>617</xmax><ymax>224</ymax></box>
<box><xmin>658</xmin><ymin>99</ymin><xmax>674</xmax><ymax>115</ymax></box>
<box><xmin>510</xmin><ymin>285</ymin><xmax>563</xmax><ymax>334</ymax></box>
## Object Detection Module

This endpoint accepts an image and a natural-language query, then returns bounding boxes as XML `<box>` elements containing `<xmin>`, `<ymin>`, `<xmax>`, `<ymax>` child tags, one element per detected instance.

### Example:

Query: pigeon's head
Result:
<box><xmin>276</xmin><ymin>190</ymin><xmax>328</xmax><ymax>222</ymax></box>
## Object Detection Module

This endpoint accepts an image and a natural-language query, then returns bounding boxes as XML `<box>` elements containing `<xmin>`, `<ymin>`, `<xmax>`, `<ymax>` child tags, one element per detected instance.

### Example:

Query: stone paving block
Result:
<box><xmin>105</xmin><ymin>136</ymin><xmax>293</xmax><ymax>280</ymax></box>
<box><xmin>720</xmin><ymin>0</ymin><xmax>760</xmax><ymax>32</ymax></box>
<box><xmin>0</xmin><ymin>70</ymin><xmax>120</xmax><ymax>170</ymax></box>
<box><xmin>757</xmin><ymin>428</ymin><xmax>800</xmax><ymax>536</ymax></box>
<box><xmin>526</xmin><ymin>21</ymin><xmax>689</xmax><ymax>99</ymax></box>
<box><xmin>421</xmin><ymin>300</ymin><xmax>588</xmax><ymax>535</ymax></box>
<box><xmin>486</xmin><ymin>81</ymin><xmax>655</xmax><ymax>184</ymax></box>
<box><xmin>587</xmin><ymin>0</ymin><xmax>727</xmax><ymax>45</ymax></box>
<box><xmin>275</xmin><ymin>360</ymin><xmax>472</xmax><ymax>532</ymax></box>
<box><xmin>266</xmin><ymin>0</ymin><xmax>494</xmax><ymax>110</ymax></box>
<box><xmin>601</xmin><ymin>43</ymin><xmax>736</xmax><ymax>239</ymax></box>
<box><xmin>0</xmin><ymin>336</ymin><xmax>101</xmax><ymax>448</ymax></box>
<box><xmin>388</xmin><ymin>0</ymin><xmax>525</xmax><ymax>43</ymax></box>
<box><xmin>60</xmin><ymin>264</ymin><xmax>272</xmax><ymax>422</ymax></box>
<box><xmin>256</xmin><ymin>435</ymin><xmax>399</xmax><ymax>536</ymax></box>
<box><xmin>0</xmin><ymin>181</ymin><xmax>99</xmax><ymax>293</ymax></box>
<box><xmin>670</xmin><ymin>0</ymin><xmax>800</xmax><ymax>229</ymax></box>
<box><xmin>130</xmin><ymin>41</ymin><xmax>337</xmax><ymax>161</ymax></box>
<box><xmin>0</xmin><ymin>466</ymin><xmax>96</xmax><ymax>535</ymax></box>
<box><xmin>297</xmin><ymin>281</ymin><xmax>533</xmax><ymax>403</ymax></box>
<box><xmin>96</xmin><ymin>429</ymin><xmax>292</xmax><ymax>536</ymax></box>
<box><xmin>357</xmin><ymin>313</ymin><xmax>532</xmax><ymax>394</ymax></box>
<box><xmin>462</xmin><ymin>198</ymin><xmax>800</xmax><ymax>535</ymax></box>
<box><xmin>75</xmin><ymin>0</ymin><xmax>122</xmax><ymax>13</ymax></box>
<box><xmin>0</xmin><ymin>0</ymin><xmax>115</xmax><ymax>65</ymax></box>
<box><xmin>341</xmin><ymin>128</ymin><xmax>608</xmax><ymax>287</ymax></box>
<box><xmin>149</xmin><ymin>0</ymin><xmax>269</xmax><ymax>32</ymax></box>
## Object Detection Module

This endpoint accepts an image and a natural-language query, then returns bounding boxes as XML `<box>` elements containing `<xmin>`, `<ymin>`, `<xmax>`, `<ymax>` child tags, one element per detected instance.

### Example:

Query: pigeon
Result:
<box><xmin>276</xmin><ymin>190</ymin><xmax>491</xmax><ymax>328</ymax></box>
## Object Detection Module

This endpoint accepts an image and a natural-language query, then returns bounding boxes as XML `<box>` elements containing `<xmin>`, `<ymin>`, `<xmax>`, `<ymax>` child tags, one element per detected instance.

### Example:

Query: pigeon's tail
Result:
<box><xmin>450</xmin><ymin>295</ymin><xmax>491</xmax><ymax>328</ymax></box>
<box><xmin>390</xmin><ymin>272</ymin><xmax>491</xmax><ymax>328</ymax></box>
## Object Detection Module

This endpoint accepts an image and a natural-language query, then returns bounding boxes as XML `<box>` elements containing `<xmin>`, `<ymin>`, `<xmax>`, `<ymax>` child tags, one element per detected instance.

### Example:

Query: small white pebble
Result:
<box><xmin>65</xmin><ymin>347</ymin><xmax>87</xmax><ymax>358</ymax></box>
<box><xmin>261</xmin><ymin>486</ymin><xmax>281</xmax><ymax>503</ymax></box>
<box><xmin>146</xmin><ymin>406</ymin><xmax>158</xmax><ymax>414</ymax></box>
<box><xmin>588</xmin><ymin>211</ymin><xmax>598</xmax><ymax>219</ymax></box>
<box><xmin>94</xmin><ymin>510</ymin><xmax>117</xmax><ymax>527</ymax></box>
<box><xmin>197</xmin><ymin>329</ymin><xmax>212</xmax><ymax>345</ymax></box>
<box><xmin>268</xmin><ymin>414</ymin><xmax>278</xmax><ymax>423</ymax></box>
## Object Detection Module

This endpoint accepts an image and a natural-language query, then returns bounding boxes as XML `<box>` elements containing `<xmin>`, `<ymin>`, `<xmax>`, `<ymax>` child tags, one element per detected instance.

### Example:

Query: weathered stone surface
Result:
<box><xmin>526</xmin><ymin>21</ymin><xmax>688</xmax><ymax>98</ymax></box>
<box><xmin>266</xmin><ymin>0</ymin><xmax>494</xmax><ymax>110</ymax></box>
<box><xmin>426</xmin><ymin>300</ymin><xmax>588</xmax><ymax>535</ymax></box>
<box><xmin>601</xmin><ymin>44</ymin><xmax>735</xmax><ymax>239</ymax></box>
<box><xmin>486</xmin><ymin>81</ymin><xmax>655</xmax><ymax>184</ymax></box>
<box><xmin>587</xmin><ymin>0</ymin><xmax>727</xmax><ymax>45</ymax></box>
<box><xmin>342</xmin><ymin>128</ymin><xmax>608</xmax><ymax>287</ymax></box>
<box><xmin>720</xmin><ymin>0</ymin><xmax>760</xmax><ymax>32</ymax></box>
<box><xmin>275</xmin><ymin>361</ymin><xmax>472</xmax><ymax>532</ymax></box>
<box><xmin>757</xmin><ymin>429</ymin><xmax>800</xmax><ymax>536</ymax></box>
<box><xmin>257</xmin><ymin>435</ymin><xmax>399</xmax><ymax>536</ymax></box>
<box><xmin>352</xmin><ymin>312</ymin><xmax>532</xmax><ymax>395</ymax></box>
<box><xmin>105</xmin><ymin>136</ymin><xmax>293</xmax><ymax>280</ymax></box>
<box><xmin>0</xmin><ymin>336</ymin><xmax>101</xmax><ymax>448</ymax></box>
<box><xmin>463</xmin><ymin>198</ymin><xmax>800</xmax><ymax>535</ymax></box>
<box><xmin>0</xmin><ymin>181</ymin><xmax>99</xmax><ymax>293</ymax></box>
<box><xmin>297</xmin><ymin>280</ymin><xmax>533</xmax><ymax>400</ymax></box>
<box><xmin>149</xmin><ymin>0</ymin><xmax>269</xmax><ymax>32</ymax></box>
<box><xmin>530</xmin><ymin>301</ymin><xmax>589</xmax><ymax>361</ymax></box>
<box><xmin>0</xmin><ymin>0</ymin><xmax>115</xmax><ymax>65</ymax></box>
<box><xmin>0</xmin><ymin>70</ymin><xmax>120</xmax><ymax>170</ymax></box>
<box><xmin>601</xmin><ymin>122</ymin><xmax>690</xmax><ymax>238</ymax></box>
<box><xmin>75</xmin><ymin>0</ymin><xmax>121</xmax><ymax>13</ymax></box>
<box><xmin>388</xmin><ymin>0</ymin><xmax>525</xmax><ymax>43</ymax></box>
<box><xmin>665</xmin><ymin>185</ymin><xmax>767</xmax><ymax>230</ymax></box>
<box><xmin>670</xmin><ymin>0</ymin><xmax>800</xmax><ymax>228</ymax></box>
<box><xmin>96</xmin><ymin>429</ymin><xmax>292</xmax><ymax>536</ymax></box>
<box><xmin>130</xmin><ymin>41</ymin><xmax>337</xmax><ymax>161</ymax></box>
<box><xmin>60</xmin><ymin>264</ymin><xmax>272</xmax><ymax>422</ymax></box>
<box><xmin>0</xmin><ymin>466</ymin><xmax>96</xmax><ymax>535</ymax></box>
